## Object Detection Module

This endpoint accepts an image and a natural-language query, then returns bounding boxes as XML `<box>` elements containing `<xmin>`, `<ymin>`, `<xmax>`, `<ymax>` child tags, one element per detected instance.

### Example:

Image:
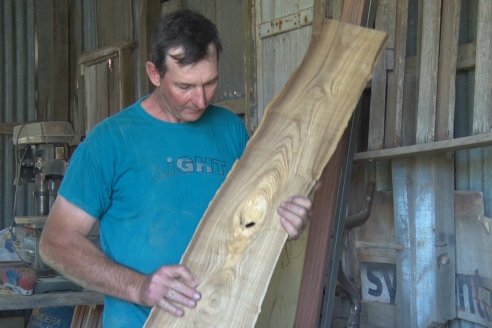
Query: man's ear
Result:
<box><xmin>146</xmin><ymin>61</ymin><xmax>161</xmax><ymax>87</ymax></box>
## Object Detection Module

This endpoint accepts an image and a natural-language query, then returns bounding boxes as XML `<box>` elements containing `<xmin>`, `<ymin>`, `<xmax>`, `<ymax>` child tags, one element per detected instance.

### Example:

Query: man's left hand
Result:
<box><xmin>277</xmin><ymin>196</ymin><xmax>313</xmax><ymax>240</ymax></box>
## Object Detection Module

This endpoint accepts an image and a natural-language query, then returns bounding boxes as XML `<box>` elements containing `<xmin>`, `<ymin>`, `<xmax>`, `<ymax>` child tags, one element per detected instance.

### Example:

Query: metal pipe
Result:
<box><xmin>337</xmin><ymin>263</ymin><xmax>361</xmax><ymax>328</ymax></box>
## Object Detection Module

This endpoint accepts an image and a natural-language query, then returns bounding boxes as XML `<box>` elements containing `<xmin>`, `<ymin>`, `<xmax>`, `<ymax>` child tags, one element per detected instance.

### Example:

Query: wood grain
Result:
<box><xmin>144</xmin><ymin>19</ymin><xmax>386</xmax><ymax>328</ymax></box>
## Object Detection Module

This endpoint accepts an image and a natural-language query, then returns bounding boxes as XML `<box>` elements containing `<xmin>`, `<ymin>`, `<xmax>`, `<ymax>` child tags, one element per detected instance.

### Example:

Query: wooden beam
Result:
<box><xmin>144</xmin><ymin>20</ymin><xmax>386</xmax><ymax>328</ymax></box>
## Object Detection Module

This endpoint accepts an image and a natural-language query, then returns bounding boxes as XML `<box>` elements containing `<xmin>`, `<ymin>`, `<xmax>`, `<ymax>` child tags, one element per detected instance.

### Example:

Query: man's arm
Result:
<box><xmin>39</xmin><ymin>196</ymin><xmax>201</xmax><ymax>317</ymax></box>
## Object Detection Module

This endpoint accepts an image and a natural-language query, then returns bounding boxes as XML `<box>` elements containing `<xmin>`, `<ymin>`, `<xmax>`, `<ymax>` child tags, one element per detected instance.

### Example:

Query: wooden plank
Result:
<box><xmin>455</xmin><ymin>191</ymin><xmax>492</xmax><ymax>327</ymax></box>
<box><xmin>354</xmin><ymin>131</ymin><xmax>492</xmax><ymax>162</ymax></box>
<box><xmin>367</xmin><ymin>0</ymin><xmax>396</xmax><ymax>190</ymax></box>
<box><xmin>70</xmin><ymin>0</ymin><xmax>84</xmax><ymax>144</ymax></box>
<box><xmin>144</xmin><ymin>20</ymin><xmax>386</xmax><ymax>328</ymax></box>
<box><xmin>254</xmin><ymin>0</ymin><xmax>265</xmax><ymax>125</ymax></box>
<box><xmin>436</xmin><ymin>0</ymin><xmax>460</xmax><ymax>141</ymax></box>
<box><xmin>456</xmin><ymin>42</ymin><xmax>476</xmax><ymax>71</ymax></box>
<box><xmin>244</xmin><ymin>0</ymin><xmax>257</xmax><ymax>132</ymax></box>
<box><xmin>96</xmin><ymin>0</ymin><xmax>133</xmax><ymax>47</ymax></box>
<box><xmin>340</xmin><ymin>0</ymin><xmax>370</xmax><ymax>26</ymax></box>
<box><xmin>34</xmin><ymin>0</ymin><xmax>69</xmax><ymax>121</ymax></box>
<box><xmin>216</xmin><ymin>0</ymin><xmax>246</xmax><ymax>115</ymax></box>
<box><xmin>258</xmin><ymin>7</ymin><xmax>313</xmax><ymax>39</ymax></box>
<box><xmin>51</xmin><ymin>0</ymin><xmax>69</xmax><ymax>121</ymax></box>
<box><xmin>384</xmin><ymin>0</ymin><xmax>408</xmax><ymax>148</ymax></box>
<box><xmin>415</xmin><ymin>0</ymin><xmax>441</xmax><ymax>144</ymax></box>
<box><xmin>294</xmin><ymin>1</ymin><xmax>374</xmax><ymax>326</ymax></box>
<box><xmin>368</xmin><ymin>0</ymin><xmax>394</xmax><ymax>151</ymax></box>
<box><xmin>472</xmin><ymin>0</ymin><xmax>492</xmax><ymax>218</ymax></box>
<box><xmin>134</xmin><ymin>0</ymin><xmax>161</xmax><ymax>97</ymax></box>
<box><xmin>293</xmin><ymin>136</ymin><xmax>348</xmax><ymax>328</ymax></box>
<box><xmin>472</xmin><ymin>0</ymin><xmax>492</xmax><ymax>134</ymax></box>
<box><xmin>401</xmin><ymin>59</ymin><xmax>417</xmax><ymax>147</ymax></box>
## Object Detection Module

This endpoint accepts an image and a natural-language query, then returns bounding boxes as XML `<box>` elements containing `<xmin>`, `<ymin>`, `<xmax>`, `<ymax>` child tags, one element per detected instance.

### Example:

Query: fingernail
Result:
<box><xmin>194</xmin><ymin>292</ymin><xmax>201</xmax><ymax>300</ymax></box>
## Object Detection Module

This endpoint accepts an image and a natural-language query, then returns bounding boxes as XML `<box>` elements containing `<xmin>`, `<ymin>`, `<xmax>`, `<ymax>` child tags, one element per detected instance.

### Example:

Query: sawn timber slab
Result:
<box><xmin>144</xmin><ymin>19</ymin><xmax>387</xmax><ymax>328</ymax></box>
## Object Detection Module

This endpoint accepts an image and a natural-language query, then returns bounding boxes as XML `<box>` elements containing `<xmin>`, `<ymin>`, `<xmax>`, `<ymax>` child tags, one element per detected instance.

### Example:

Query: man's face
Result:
<box><xmin>155</xmin><ymin>45</ymin><xmax>219</xmax><ymax>123</ymax></box>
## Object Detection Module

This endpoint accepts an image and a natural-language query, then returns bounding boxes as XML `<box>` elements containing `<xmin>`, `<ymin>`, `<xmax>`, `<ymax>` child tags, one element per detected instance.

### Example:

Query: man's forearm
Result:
<box><xmin>40</xmin><ymin>230</ymin><xmax>145</xmax><ymax>305</ymax></box>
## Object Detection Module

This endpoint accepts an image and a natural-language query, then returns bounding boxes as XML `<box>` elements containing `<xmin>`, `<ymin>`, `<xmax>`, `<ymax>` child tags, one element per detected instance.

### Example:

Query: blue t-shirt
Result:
<box><xmin>58</xmin><ymin>98</ymin><xmax>249</xmax><ymax>327</ymax></box>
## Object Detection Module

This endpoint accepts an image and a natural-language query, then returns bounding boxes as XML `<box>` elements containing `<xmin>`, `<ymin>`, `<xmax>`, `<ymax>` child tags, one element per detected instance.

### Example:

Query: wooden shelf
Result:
<box><xmin>354</xmin><ymin>131</ymin><xmax>492</xmax><ymax>162</ymax></box>
<box><xmin>0</xmin><ymin>290</ymin><xmax>103</xmax><ymax>310</ymax></box>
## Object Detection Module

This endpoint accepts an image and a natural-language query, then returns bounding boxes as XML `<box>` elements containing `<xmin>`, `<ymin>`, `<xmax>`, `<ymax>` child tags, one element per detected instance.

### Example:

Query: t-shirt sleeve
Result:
<box><xmin>58</xmin><ymin>136</ymin><xmax>113</xmax><ymax>220</ymax></box>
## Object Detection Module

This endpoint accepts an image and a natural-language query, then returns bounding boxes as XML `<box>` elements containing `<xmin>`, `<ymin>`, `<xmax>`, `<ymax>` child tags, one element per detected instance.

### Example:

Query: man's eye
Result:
<box><xmin>177</xmin><ymin>85</ymin><xmax>190</xmax><ymax>90</ymax></box>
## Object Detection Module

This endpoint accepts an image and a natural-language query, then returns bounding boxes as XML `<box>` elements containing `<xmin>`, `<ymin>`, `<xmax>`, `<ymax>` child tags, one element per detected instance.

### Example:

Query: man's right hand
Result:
<box><xmin>139</xmin><ymin>265</ymin><xmax>201</xmax><ymax>317</ymax></box>
<box><xmin>40</xmin><ymin>197</ymin><xmax>202</xmax><ymax>318</ymax></box>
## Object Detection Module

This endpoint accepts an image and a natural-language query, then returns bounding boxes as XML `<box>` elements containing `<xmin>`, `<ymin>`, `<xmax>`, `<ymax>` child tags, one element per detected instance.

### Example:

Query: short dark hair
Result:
<box><xmin>150</xmin><ymin>9</ymin><xmax>223</xmax><ymax>77</ymax></box>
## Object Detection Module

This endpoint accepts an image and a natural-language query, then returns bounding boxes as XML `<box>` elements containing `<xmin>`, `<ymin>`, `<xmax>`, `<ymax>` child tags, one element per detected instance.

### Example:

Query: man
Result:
<box><xmin>40</xmin><ymin>9</ymin><xmax>313</xmax><ymax>327</ymax></box>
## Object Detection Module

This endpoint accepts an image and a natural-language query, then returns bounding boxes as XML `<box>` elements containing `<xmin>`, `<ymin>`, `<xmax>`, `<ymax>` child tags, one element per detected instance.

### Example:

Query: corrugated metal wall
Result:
<box><xmin>1</xmin><ymin>0</ymin><xmax>36</xmax><ymax>229</ymax></box>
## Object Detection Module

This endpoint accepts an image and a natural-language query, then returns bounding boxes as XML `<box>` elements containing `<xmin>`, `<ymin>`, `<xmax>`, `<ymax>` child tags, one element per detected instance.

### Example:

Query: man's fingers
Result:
<box><xmin>157</xmin><ymin>297</ymin><xmax>185</xmax><ymax>317</ymax></box>
<box><xmin>164</xmin><ymin>265</ymin><xmax>199</xmax><ymax>287</ymax></box>
<box><xmin>165</xmin><ymin>287</ymin><xmax>199</xmax><ymax>308</ymax></box>
<box><xmin>280</xmin><ymin>217</ymin><xmax>300</xmax><ymax>240</ymax></box>
<box><xmin>277</xmin><ymin>195</ymin><xmax>313</xmax><ymax>239</ymax></box>
<box><xmin>163</xmin><ymin>266</ymin><xmax>202</xmax><ymax>301</ymax></box>
<box><xmin>287</xmin><ymin>195</ymin><xmax>313</xmax><ymax>210</ymax></box>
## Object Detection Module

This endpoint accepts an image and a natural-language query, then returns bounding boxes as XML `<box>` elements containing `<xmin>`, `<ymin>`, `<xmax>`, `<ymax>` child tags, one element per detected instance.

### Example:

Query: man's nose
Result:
<box><xmin>192</xmin><ymin>87</ymin><xmax>207</xmax><ymax>109</ymax></box>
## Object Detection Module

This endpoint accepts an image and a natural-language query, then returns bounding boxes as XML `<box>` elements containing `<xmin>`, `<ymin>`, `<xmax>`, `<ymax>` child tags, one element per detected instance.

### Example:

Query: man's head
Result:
<box><xmin>145</xmin><ymin>10</ymin><xmax>222</xmax><ymax>123</ymax></box>
<box><xmin>150</xmin><ymin>9</ymin><xmax>222</xmax><ymax>77</ymax></box>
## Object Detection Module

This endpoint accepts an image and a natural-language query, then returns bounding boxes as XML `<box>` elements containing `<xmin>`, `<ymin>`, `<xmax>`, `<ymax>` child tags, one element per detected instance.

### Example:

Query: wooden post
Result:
<box><xmin>392</xmin><ymin>0</ymin><xmax>456</xmax><ymax>326</ymax></box>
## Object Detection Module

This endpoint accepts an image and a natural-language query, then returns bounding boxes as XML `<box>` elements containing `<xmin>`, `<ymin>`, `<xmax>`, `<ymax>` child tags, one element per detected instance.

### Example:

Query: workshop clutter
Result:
<box><xmin>1</xmin><ymin>264</ymin><xmax>37</xmax><ymax>295</ymax></box>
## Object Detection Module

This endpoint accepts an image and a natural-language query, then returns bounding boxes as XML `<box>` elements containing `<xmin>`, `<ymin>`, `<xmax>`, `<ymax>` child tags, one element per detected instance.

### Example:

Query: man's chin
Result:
<box><xmin>183</xmin><ymin>109</ymin><xmax>205</xmax><ymax>122</ymax></box>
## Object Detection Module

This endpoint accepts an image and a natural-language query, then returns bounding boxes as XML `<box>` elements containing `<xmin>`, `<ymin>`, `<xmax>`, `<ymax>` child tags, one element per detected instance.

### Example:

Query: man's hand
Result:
<box><xmin>138</xmin><ymin>265</ymin><xmax>201</xmax><ymax>317</ymax></box>
<box><xmin>277</xmin><ymin>196</ymin><xmax>313</xmax><ymax>240</ymax></box>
